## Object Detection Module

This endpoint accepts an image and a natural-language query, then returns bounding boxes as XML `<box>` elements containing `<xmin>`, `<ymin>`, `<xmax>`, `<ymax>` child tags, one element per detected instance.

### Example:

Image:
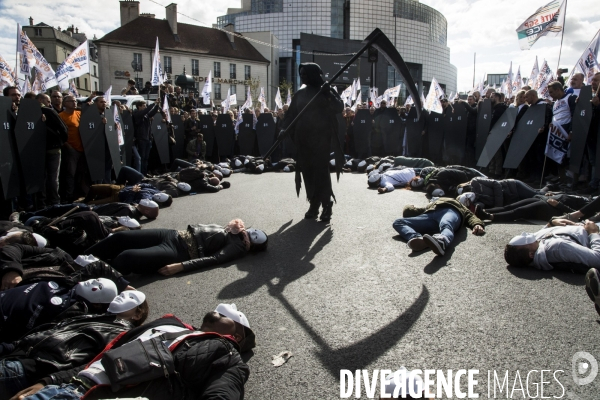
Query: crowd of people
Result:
<box><xmin>1</xmin><ymin>64</ymin><xmax>600</xmax><ymax>399</ymax></box>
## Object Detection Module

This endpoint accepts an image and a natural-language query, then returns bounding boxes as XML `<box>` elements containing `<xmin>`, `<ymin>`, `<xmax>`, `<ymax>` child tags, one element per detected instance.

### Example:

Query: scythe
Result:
<box><xmin>262</xmin><ymin>28</ymin><xmax>422</xmax><ymax>160</ymax></box>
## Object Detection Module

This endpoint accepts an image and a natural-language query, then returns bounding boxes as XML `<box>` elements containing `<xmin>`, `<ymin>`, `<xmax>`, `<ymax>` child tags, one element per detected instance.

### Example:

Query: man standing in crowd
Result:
<box><xmin>50</xmin><ymin>90</ymin><xmax>63</xmax><ymax>114</ymax></box>
<box><xmin>59</xmin><ymin>95</ymin><xmax>85</xmax><ymax>203</ymax></box>
<box><xmin>184</xmin><ymin>108</ymin><xmax>200</xmax><ymax>147</ymax></box>
<box><xmin>133</xmin><ymin>99</ymin><xmax>160</xmax><ymax>175</ymax></box>
<box><xmin>183</xmin><ymin>90</ymin><xmax>197</xmax><ymax>112</ymax></box>
<box><xmin>462</xmin><ymin>94</ymin><xmax>478</xmax><ymax>167</ymax></box>
<box><xmin>580</xmin><ymin>73</ymin><xmax>600</xmax><ymax>194</ymax></box>
<box><xmin>566</xmin><ymin>72</ymin><xmax>585</xmax><ymax>96</ymax></box>
<box><xmin>487</xmin><ymin>92</ymin><xmax>508</xmax><ymax>178</ymax></box>
<box><xmin>39</xmin><ymin>94</ymin><xmax>68</xmax><ymax>207</ymax></box>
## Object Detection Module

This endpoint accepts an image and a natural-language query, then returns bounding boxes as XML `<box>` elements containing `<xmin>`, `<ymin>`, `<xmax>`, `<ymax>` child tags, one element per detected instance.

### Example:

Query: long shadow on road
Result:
<box><xmin>218</xmin><ymin>218</ymin><xmax>332</xmax><ymax>299</ymax></box>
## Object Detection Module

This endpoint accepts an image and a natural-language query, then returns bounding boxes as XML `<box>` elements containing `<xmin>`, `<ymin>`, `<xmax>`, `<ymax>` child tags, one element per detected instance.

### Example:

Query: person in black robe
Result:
<box><xmin>281</xmin><ymin>63</ymin><xmax>344</xmax><ymax>221</ymax></box>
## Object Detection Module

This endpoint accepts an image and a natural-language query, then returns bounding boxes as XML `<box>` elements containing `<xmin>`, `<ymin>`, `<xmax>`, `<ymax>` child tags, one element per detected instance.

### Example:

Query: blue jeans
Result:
<box><xmin>23</xmin><ymin>384</ymin><xmax>83</xmax><ymax>400</ymax></box>
<box><xmin>392</xmin><ymin>207</ymin><xmax>462</xmax><ymax>243</ymax></box>
<box><xmin>0</xmin><ymin>359</ymin><xmax>29</xmax><ymax>399</ymax></box>
<box><xmin>116</xmin><ymin>166</ymin><xmax>144</xmax><ymax>186</ymax></box>
<box><xmin>131</xmin><ymin>145</ymin><xmax>142</xmax><ymax>172</ymax></box>
<box><xmin>137</xmin><ymin>139</ymin><xmax>153</xmax><ymax>176</ymax></box>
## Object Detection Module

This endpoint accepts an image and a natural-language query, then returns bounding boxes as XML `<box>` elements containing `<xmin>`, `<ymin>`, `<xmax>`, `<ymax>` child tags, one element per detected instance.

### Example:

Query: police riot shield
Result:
<box><xmin>104</xmin><ymin>105</ymin><xmax>122</xmax><ymax>177</ymax></box>
<box><xmin>475</xmin><ymin>99</ymin><xmax>492</xmax><ymax>160</ymax></box>
<box><xmin>199</xmin><ymin>115</ymin><xmax>215</xmax><ymax>157</ymax></box>
<box><xmin>353</xmin><ymin>109</ymin><xmax>372</xmax><ymax>159</ymax></box>
<box><xmin>238</xmin><ymin>114</ymin><xmax>256</xmax><ymax>156</ymax></box>
<box><xmin>256</xmin><ymin>114</ymin><xmax>276</xmax><ymax>157</ymax></box>
<box><xmin>215</xmin><ymin>114</ymin><xmax>235</xmax><ymax>157</ymax></box>
<box><xmin>0</xmin><ymin>97</ymin><xmax>20</xmax><ymax>199</ymax></box>
<box><xmin>569</xmin><ymin>85</ymin><xmax>593</xmax><ymax>173</ymax></box>
<box><xmin>476</xmin><ymin>107</ymin><xmax>517</xmax><ymax>167</ymax></box>
<box><xmin>444</xmin><ymin>102</ymin><xmax>469</xmax><ymax>163</ymax></box>
<box><xmin>405</xmin><ymin>107</ymin><xmax>424</xmax><ymax>157</ymax></box>
<box><xmin>80</xmin><ymin>107</ymin><xmax>106</xmax><ymax>182</ymax></box>
<box><xmin>151</xmin><ymin>116</ymin><xmax>170</xmax><ymax>165</ymax></box>
<box><xmin>14</xmin><ymin>99</ymin><xmax>46</xmax><ymax>194</ymax></box>
<box><xmin>121</xmin><ymin>109</ymin><xmax>134</xmax><ymax>167</ymax></box>
<box><xmin>427</xmin><ymin>111</ymin><xmax>444</xmax><ymax>162</ymax></box>
<box><xmin>503</xmin><ymin>104</ymin><xmax>548</xmax><ymax>169</ymax></box>
<box><xmin>171</xmin><ymin>114</ymin><xmax>185</xmax><ymax>160</ymax></box>
<box><xmin>379</xmin><ymin>108</ymin><xmax>403</xmax><ymax>155</ymax></box>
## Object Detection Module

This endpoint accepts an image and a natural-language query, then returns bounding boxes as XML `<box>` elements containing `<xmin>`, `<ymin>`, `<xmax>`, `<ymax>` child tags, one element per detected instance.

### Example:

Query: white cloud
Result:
<box><xmin>1</xmin><ymin>0</ymin><xmax>597</xmax><ymax>92</ymax></box>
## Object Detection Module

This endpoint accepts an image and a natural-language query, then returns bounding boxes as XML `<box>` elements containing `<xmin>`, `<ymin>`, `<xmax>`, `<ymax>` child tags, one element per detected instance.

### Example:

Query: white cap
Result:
<box><xmin>378</xmin><ymin>162</ymin><xmax>392</xmax><ymax>172</ymax></box>
<box><xmin>244</xmin><ymin>159</ymin><xmax>250</xmax><ymax>165</ymax></box>
<box><xmin>215</xmin><ymin>303</ymin><xmax>250</xmax><ymax>328</ymax></box>
<box><xmin>432</xmin><ymin>188</ymin><xmax>445</xmax><ymax>197</ymax></box>
<box><xmin>117</xmin><ymin>216</ymin><xmax>140</xmax><ymax>229</ymax></box>
<box><xmin>358</xmin><ymin>160</ymin><xmax>366</xmax><ymax>167</ymax></box>
<box><xmin>177</xmin><ymin>182</ymin><xmax>191</xmax><ymax>192</ymax></box>
<box><xmin>257</xmin><ymin>164</ymin><xmax>264</xmax><ymax>171</ymax></box>
<box><xmin>218</xmin><ymin>162</ymin><xmax>229</xmax><ymax>168</ymax></box>
<box><xmin>107</xmin><ymin>290</ymin><xmax>146</xmax><ymax>314</ymax></box>
<box><xmin>74</xmin><ymin>255</ymin><xmax>99</xmax><ymax>266</ymax></box>
<box><xmin>283</xmin><ymin>166</ymin><xmax>290</xmax><ymax>172</ymax></box>
<box><xmin>152</xmin><ymin>193</ymin><xmax>169</xmax><ymax>203</ymax></box>
<box><xmin>221</xmin><ymin>168</ymin><xmax>231</xmax><ymax>177</ymax></box>
<box><xmin>32</xmin><ymin>233</ymin><xmax>46</xmax><ymax>248</ymax></box>
<box><xmin>368</xmin><ymin>173</ymin><xmax>380</xmax><ymax>184</ymax></box>
<box><xmin>139</xmin><ymin>199</ymin><xmax>158</xmax><ymax>208</ymax></box>
<box><xmin>329</xmin><ymin>159</ymin><xmax>335</xmax><ymax>166</ymax></box>
<box><xmin>235</xmin><ymin>159</ymin><xmax>242</xmax><ymax>167</ymax></box>
<box><xmin>509</xmin><ymin>232</ymin><xmax>538</xmax><ymax>246</ymax></box>
<box><xmin>366</xmin><ymin>164</ymin><xmax>374</xmax><ymax>172</ymax></box>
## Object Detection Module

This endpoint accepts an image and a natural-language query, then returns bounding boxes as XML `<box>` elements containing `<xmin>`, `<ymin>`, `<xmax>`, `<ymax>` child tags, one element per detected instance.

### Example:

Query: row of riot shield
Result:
<box><xmin>475</xmin><ymin>85</ymin><xmax>597</xmax><ymax>171</ymax></box>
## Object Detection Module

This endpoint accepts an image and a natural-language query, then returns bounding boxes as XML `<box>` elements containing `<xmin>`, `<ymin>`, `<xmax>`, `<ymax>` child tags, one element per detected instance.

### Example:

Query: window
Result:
<box><xmin>84</xmin><ymin>78</ymin><xmax>88</xmax><ymax>90</ymax></box>
<box><xmin>93</xmin><ymin>65</ymin><xmax>97</xmax><ymax>77</ymax></box>
<box><xmin>244</xmin><ymin>85</ymin><xmax>249</xmax><ymax>99</ymax></box>
<box><xmin>214</xmin><ymin>83</ymin><xmax>222</xmax><ymax>100</ymax></box>
<box><xmin>214</xmin><ymin>62</ymin><xmax>221</xmax><ymax>78</ymax></box>
<box><xmin>244</xmin><ymin>65</ymin><xmax>251</xmax><ymax>80</ymax></box>
<box><xmin>133</xmin><ymin>53</ymin><xmax>142</xmax><ymax>71</ymax></box>
<box><xmin>76</xmin><ymin>77</ymin><xmax>80</xmax><ymax>88</ymax></box>
<box><xmin>230</xmin><ymin>85</ymin><xmax>236</xmax><ymax>95</ymax></box>
<box><xmin>192</xmin><ymin>59</ymin><xmax>199</xmax><ymax>76</ymax></box>
<box><xmin>230</xmin><ymin>63</ymin><xmax>236</xmax><ymax>79</ymax></box>
<box><xmin>94</xmin><ymin>81</ymin><xmax>98</xmax><ymax>91</ymax></box>
<box><xmin>34</xmin><ymin>28</ymin><xmax>42</xmax><ymax>36</ymax></box>
<box><xmin>38</xmin><ymin>48</ymin><xmax>44</xmax><ymax>57</ymax></box>
<box><xmin>164</xmin><ymin>56</ymin><xmax>172</xmax><ymax>73</ymax></box>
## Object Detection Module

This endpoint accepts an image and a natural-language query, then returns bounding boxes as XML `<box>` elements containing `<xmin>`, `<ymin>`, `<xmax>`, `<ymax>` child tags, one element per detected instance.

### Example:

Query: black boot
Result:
<box><xmin>305</xmin><ymin>201</ymin><xmax>320</xmax><ymax>219</ymax></box>
<box><xmin>319</xmin><ymin>201</ymin><xmax>333</xmax><ymax>221</ymax></box>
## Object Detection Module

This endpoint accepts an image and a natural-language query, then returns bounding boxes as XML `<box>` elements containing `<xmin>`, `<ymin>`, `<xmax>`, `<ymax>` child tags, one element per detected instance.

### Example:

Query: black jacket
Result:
<box><xmin>3</xmin><ymin>314</ymin><xmax>132</xmax><ymax>385</ymax></box>
<box><xmin>46</xmin><ymin>316</ymin><xmax>250</xmax><ymax>400</ymax></box>
<box><xmin>426</xmin><ymin>166</ymin><xmax>482</xmax><ymax>197</ymax></box>
<box><xmin>133</xmin><ymin>103</ymin><xmax>159</xmax><ymax>141</ymax></box>
<box><xmin>490</xmin><ymin>103</ymin><xmax>508</xmax><ymax>131</ymax></box>
<box><xmin>41</xmin><ymin>107</ymin><xmax>69</xmax><ymax>150</ymax></box>
<box><xmin>182</xmin><ymin>224</ymin><xmax>247</xmax><ymax>272</ymax></box>
<box><xmin>470</xmin><ymin>177</ymin><xmax>504</xmax><ymax>208</ymax></box>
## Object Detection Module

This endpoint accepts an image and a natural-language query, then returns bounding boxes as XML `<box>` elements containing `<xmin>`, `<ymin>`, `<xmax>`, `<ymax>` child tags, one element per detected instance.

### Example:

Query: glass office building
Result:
<box><xmin>218</xmin><ymin>0</ymin><xmax>457</xmax><ymax>96</ymax></box>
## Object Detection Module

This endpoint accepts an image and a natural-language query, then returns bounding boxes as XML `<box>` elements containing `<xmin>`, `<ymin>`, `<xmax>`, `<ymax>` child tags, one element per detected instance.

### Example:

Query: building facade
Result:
<box><xmin>95</xmin><ymin>1</ymin><xmax>276</xmax><ymax>108</ymax></box>
<box><xmin>218</xmin><ymin>0</ymin><xmax>457</xmax><ymax>100</ymax></box>
<box><xmin>23</xmin><ymin>19</ymin><xmax>99</xmax><ymax>96</ymax></box>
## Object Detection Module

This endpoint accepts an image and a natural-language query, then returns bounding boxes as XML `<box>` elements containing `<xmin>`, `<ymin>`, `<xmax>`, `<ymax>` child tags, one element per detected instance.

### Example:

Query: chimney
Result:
<box><xmin>166</xmin><ymin>3</ymin><xmax>177</xmax><ymax>35</ymax></box>
<box><xmin>120</xmin><ymin>0</ymin><xmax>140</xmax><ymax>26</ymax></box>
<box><xmin>223</xmin><ymin>23</ymin><xmax>235</xmax><ymax>46</ymax></box>
<box><xmin>28</xmin><ymin>16</ymin><xmax>33</xmax><ymax>26</ymax></box>
<box><xmin>75</xmin><ymin>27</ymin><xmax>79</xmax><ymax>33</ymax></box>
<box><xmin>140</xmin><ymin>13</ymin><xmax>155</xmax><ymax>18</ymax></box>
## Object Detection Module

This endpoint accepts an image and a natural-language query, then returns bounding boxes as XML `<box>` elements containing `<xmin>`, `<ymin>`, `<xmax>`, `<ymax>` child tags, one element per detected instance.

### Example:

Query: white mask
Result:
<box><xmin>432</xmin><ymin>188</ymin><xmax>445</xmax><ymax>197</ymax></box>
<box><xmin>246</xmin><ymin>228</ymin><xmax>267</xmax><ymax>244</ymax></box>
<box><xmin>177</xmin><ymin>182</ymin><xmax>191</xmax><ymax>192</ymax></box>
<box><xmin>139</xmin><ymin>199</ymin><xmax>158</xmax><ymax>208</ymax></box>
<box><xmin>152</xmin><ymin>193</ymin><xmax>169</xmax><ymax>203</ymax></box>
<box><xmin>107</xmin><ymin>290</ymin><xmax>146</xmax><ymax>314</ymax></box>
<box><xmin>509</xmin><ymin>232</ymin><xmax>538</xmax><ymax>246</ymax></box>
<box><xmin>74</xmin><ymin>278</ymin><xmax>118</xmax><ymax>303</ymax></box>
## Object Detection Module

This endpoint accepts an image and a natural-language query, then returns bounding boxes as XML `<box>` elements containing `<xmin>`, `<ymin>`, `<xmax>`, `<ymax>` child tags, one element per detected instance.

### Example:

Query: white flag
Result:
<box><xmin>506</xmin><ymin>62</ymin><xmax>513</xmax><ymax>98</ymax></box>
<box><xmin>286</xmin><ymin>90</ymin><xmax>291</xmax><ymax>106</ymax></box>
<box><xmin>201</xmin><ymin>71</ymin><xmax>212</xmax><ymax>105</ymax></box>
<box><xmin>21</xmin><ymin>76</ymin><xmax>32</xmax><ymax>94</ymax></box>
<box><xmin>545</xmin><ymin>123</ymin><xmax>569</xmax><ymax>164</ymax></box>
<box><xmin>516</xmin><ymin>0</ymin><xmax>566</xmax><ymax>50</ymax></box>
<box><xmin>162</xmin><ymin>95</ymin><xmax>171</xmax><ymax>123</ymax></box>
<box><xmin>431</xmin><ymin>77</ymin><xmax>445</xmax><ymax>100</ymax></box>
<box><xmin>222</xmin><ymin>88</ymin><xmax>231</xmax><ymax>113</ymax></box>
<box><xmin>151</xmin><ymin>37</ymin><xmax>164</xmax><ymax>86</ymax></box>
<box><xmin>31</xmin><ymin>69</ymin><xmax>45</xmax><ymax>94</ymax></box>
<box><xmin>534</xmin><ymin>60</ymin><xmax>553</xmax><ymax>91</ymax></box>
<box><xmin>404</xmin><ymin>95</ymin><xmax>414</xmax><ymax>107</ymax></box>
<box><xmin>340</xmin><ymin>84</ymin><xmax>352</xmax><ymax>105</ymax></box>
<box><xmin>578</xmin><ymin>48</ymin><xmax>600</xmax><ymax>85</ymax></box>
<box><xmin>274</xmin><ymin>88</ymin><xmax>283</xmax><ymax>110</ymax></box>
<box><xmin>0</xmin><ymin>53</ymin><xmax>16</xmax><ymax>89</ymax></box>
<box><xmin>114</xmin><ymin>106</ymin><xmax>124</xmax><ymax>146</ymax></box>
<box><xmin>17</xmin><ymin>24</ymin><xmax>33</xmax><ymax>77</ymax></box>
<box><xmin>527</xmin><ymin>57</ymin><xmax>539</xmax><ymax>87</ymax></box>
<box><xmin>241</xmin><ymin>85</ymin><xmax>252</xmax><ymax>111</ymax></box>
<box><xmin>258</xmin><ymin>87</ymin><xmax>266</xmax><ymax>112</ymax></box>
<box><xmin>350</xmin><ymin>79</ymin><xmax>357</xmax><ymax>102</ymax></box>
<box><xmin>424</xmin><ymin>79</ymin><xmax>443</xmax><ymax>114</ymax></box>
<box><xmin>512</xmin><ymin>66</ymin><xmax>522</xmax><ymax>94</ymax></box>
<box><xmin>104</xmin><ymin>86</ymin><xmax>112</xmax><ymax>108</ymax></box>
<box><xmin>55</xmin><ymin>40</ymin><xmax>90</xmax><ymax>91</ymax></box>
<box><xmin>355</xmin><ymin>78</ymin><xmax>361</xmax><ymax>99</ymax></box>
<box><xmin>449</xmin><ymin>92</ymin><xmax>458</xmax><ymax>102</ymax></box>
<box><xmin>69</xmin><ymin>80</ymin><xmax>79</xmax><ymax>97</ymax></box>
<box><xmin>229</xmin><ymin>93</ymin><xmax>237</xmax><ymax>106</ymax></box>
<box><xmin>17</xmin><ymin>24</ymin><xmax>57</xmax><ymax>87</ymax></box>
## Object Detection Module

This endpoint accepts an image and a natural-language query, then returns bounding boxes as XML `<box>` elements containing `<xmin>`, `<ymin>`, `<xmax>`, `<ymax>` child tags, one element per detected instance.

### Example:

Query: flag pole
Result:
<box><xmin>473</xmin><ymin>52</ymin><xmax>476</xmax><ymax>88</ymax></box>
<box><xmin>556</xmin><ymin>0</ymin><xmax>567</xmax><ymax>71</ymax></box>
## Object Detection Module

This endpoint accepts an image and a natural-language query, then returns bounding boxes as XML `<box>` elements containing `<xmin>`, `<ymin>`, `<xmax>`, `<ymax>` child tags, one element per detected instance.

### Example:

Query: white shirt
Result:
<box><xmin>380</xmin><ymin>168</ymin><xmax>416</xmax><ymax>192</ymax></box>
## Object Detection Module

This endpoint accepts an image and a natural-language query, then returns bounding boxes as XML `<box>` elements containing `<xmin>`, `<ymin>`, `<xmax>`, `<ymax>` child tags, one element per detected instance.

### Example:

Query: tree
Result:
<box><xmin>279</xmin><ymin>78</ymin><xmax>293</xmax><ymax>103</ymax></box>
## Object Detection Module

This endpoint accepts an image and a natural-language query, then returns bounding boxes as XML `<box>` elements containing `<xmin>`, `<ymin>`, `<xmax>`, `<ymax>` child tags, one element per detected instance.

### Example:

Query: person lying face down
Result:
<box><xmin>85</xmin><ymin>219</ymin><xmax>268</xmax><ymax>276</ymax></box>
<box><xmin>0</xmin><ymin>290</ymin><xmax>148</xmax><ymax>398</ymax></box>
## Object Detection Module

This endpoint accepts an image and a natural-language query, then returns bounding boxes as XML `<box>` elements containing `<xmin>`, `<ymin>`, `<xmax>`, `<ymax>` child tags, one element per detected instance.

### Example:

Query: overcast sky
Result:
<box><xmin>0</xmin><ymin>0</ymin><xmax>598</xmax><ymax>92</ymax></box>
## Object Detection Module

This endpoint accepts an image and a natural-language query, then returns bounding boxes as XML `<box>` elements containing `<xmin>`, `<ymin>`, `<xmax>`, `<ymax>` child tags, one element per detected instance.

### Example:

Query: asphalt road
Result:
<box><xmin>128</xmin><ymin>171</ymin><xmax>599</xmax><ymax>399</ymax></box>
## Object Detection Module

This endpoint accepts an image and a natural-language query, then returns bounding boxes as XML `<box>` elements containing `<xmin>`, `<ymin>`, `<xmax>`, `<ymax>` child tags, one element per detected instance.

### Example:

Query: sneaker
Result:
<box><xmin>407</xmin><ymin>236</ymin><xmax>427</xmax><ymax>252</ymax></box>
<box><xmin>585</xmin><ymin>268</ymin><xmax>600</xmax><ymax>316</ymax></box>
<box><xmin>423</xmin><ymin>234</ymin><xmax>446</xmax><ymax>256</ymax></box>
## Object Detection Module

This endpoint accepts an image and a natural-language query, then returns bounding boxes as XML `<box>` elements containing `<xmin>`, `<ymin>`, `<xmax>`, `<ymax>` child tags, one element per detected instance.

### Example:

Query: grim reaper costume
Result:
<box><xmin>281</xmin><ymin>63</ymin><xmax>345</xmax><ymax>221</ymax></box>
